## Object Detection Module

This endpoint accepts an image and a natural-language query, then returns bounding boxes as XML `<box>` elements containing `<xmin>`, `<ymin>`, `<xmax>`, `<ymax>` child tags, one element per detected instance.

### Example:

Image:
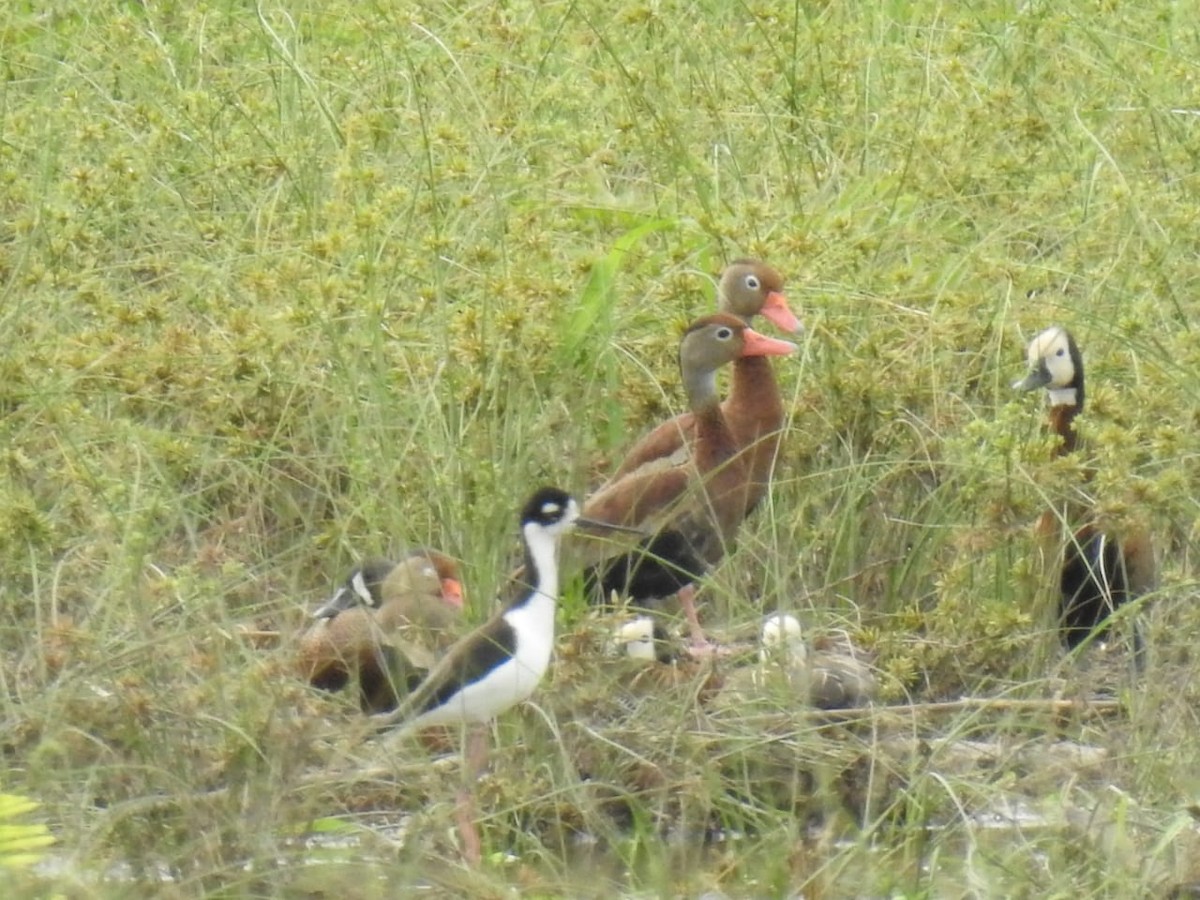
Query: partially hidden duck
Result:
<box><xmin>1013</xmin><ymin>326</ymin><xmax>1155</xmax><ymax>660</ymax></box>
<box><xmin>298</xmin><ymin>549</ymin><xmax>464</xmax><ymax>713</ymax></box>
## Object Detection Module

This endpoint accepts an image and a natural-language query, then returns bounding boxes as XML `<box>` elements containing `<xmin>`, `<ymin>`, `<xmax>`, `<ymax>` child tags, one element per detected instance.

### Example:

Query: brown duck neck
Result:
<box><xmin>1051</xmin><ymin>381</ymin><xmax>1089</xmax><ymax>458</ymax></box>
<box><xmin>691</xmin><ymin>399</ymin><xmax>735</xmax><ymax>467</ymax></box>
<box><xmin>692</xmin><ymin>399</ymin><xmax>746</xmax><ymax>543</ymax></box>
<box><xmin>1047</xmin><ymin>400</ymin><xmax>1080</xmax><ymax>457</ymax></box>
<box><xmin>1046</xmin><ymin>355</ymin><xmax>1084</xmax><ymax>458</ymax></box>
<box><xmin>726</xmin><ymin>356</ymin><xmax>783</xmax><ymax>437</ymax></box>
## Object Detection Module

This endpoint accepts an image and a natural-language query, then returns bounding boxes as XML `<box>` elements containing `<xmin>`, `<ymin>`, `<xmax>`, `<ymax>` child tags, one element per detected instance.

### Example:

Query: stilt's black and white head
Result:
<box><xmin>517</xmin><ymin>487</ymin><xmax>581</xmax><ymax>594</ymax></box>
<box><xmin>1013</xmin><ymin>326</ymin><xmax>1085</xmax><ymax>408</ymax></box>
<box><xmin>521</xmin><ymin>486</ymin><xmax>580</xmax><ymax>541</ymax></box>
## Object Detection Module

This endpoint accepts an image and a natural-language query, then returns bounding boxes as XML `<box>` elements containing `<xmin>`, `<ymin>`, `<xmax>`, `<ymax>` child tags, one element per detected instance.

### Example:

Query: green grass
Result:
<box><xmin>3</xmin><ymin>0</ymin><xmax>1200</xmax><ymax>895</ymax></box>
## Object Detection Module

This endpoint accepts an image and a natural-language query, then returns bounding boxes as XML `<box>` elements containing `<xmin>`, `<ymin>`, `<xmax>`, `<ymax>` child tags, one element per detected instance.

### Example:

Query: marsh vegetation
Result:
<box><xmin>3</xmin><ymin>0</ymin><xmax>1200</xmax><ymax>896</ymax></box>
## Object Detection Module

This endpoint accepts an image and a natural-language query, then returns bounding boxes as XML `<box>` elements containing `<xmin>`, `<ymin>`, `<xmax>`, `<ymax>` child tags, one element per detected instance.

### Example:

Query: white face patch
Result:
<box><xmin>1027</xmin><ymin>327</ymin><xmax>1076</xmax><ymax>389</ymax></box>
<box><xmin>540</xmin><ymin>502</ymin><xmax>561</xmax><ymax>518</ymax></box>
<box><xmin>1047</xmin><ymin>387</ymin><xmax>1078</xmax><ymax>407</ymax></box>
<box><xmin>350</xmin><ymin>570</ymin><xmax>376</xmax><ymax>606</ymax></box>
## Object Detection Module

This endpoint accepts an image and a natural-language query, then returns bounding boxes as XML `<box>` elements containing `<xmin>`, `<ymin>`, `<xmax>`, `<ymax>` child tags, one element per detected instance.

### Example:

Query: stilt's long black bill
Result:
<box><xmin>576</xmin><ymin>517</ymin><xmax>648</xmax><ymax>535</ymax></box>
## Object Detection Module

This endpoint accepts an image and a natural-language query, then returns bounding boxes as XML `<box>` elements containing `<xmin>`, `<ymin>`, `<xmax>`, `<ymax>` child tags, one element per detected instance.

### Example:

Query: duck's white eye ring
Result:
<box><xmin>715</xmin><ymin>327</ymin><xmax>733</xmax><ymax>340</ymax></box>
<box><xmin>745</xmin><ymin>275</ymin><xmax>760</xmax><ymax>290</ymax></box>
<box><xmin>1056</xmin><ymin>348</ymin><xmax>1066</xmax><ymax>356</ymax></box>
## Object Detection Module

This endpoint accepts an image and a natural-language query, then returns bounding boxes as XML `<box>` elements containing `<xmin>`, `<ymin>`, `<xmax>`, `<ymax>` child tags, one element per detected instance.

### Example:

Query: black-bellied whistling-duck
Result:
<box><xmin>759</xmin><ymin>614</ymin><xmax>876</xmax><ymax>709</ymax></box>
<box><xmin>608</xmin><ymin>260</ymin><xmax>802</xmax><ymax>517</ymax></box>
<box><xmin>298</xmin><ymin>550</ymin><xmax>464</xmax><ymax>713</ymax></box>
<box><xmin>580</xmin><ymin>313</ymin><xmax>797</xmax><ymax>651</ymax></box>
<box><xmin>370</xmin><ymin>487</ymin><xmax>633</xmax><ymax>865</ymax></box>
<box><xmin>1013</xmin><ymin>326</ymin><xmax>1155</xmax><ymax>656</ymax></box>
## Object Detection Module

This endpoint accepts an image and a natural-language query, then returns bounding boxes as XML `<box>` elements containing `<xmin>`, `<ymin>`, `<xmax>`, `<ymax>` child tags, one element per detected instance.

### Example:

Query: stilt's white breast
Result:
<box><xmin>407</xmin><ymin>593</ymin><xmax>557</xmax><ymax>729</ymax></box>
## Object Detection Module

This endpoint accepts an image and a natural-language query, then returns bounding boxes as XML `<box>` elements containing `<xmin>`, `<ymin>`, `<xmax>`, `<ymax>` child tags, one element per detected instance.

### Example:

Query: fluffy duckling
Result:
<box><xmin>612</xmin><ymin>615</ymin><xmax>678</xmax><ymax>664</ymax></box>
<box><xmin>608</xmin><ymin>615</ymin><xmax>722</xmax><ymax>705</ymax></box>
<box><xmin>1014</xmin><ymin>326</ymin><xmax>1155</xmax><ymax>657</ymax></box>
<box><xmin>759</xmin><ymin>614</ymin><xmax>876</xmax><ymax>710</ymax></box>
<box><xmin>298</xmin><ymin>549</ymin><xmax>464</xmax><ymax>713</ymax></box>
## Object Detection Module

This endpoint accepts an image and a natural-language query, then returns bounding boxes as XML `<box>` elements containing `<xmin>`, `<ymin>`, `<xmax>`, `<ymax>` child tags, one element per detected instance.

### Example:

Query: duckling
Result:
<box><xmin>578</xmin><ymin>313</ymin><xmax>798</xmax><ymax>651</ymax></box>
<box><xmin>608</xmin><ymin>615</ymin><xmax>722</xmax><ymax>706</ymax></box>
<box><xmin>298</xmin><ymin>549</ymin><xmax>464</xmax><ymax>713</ymax></box>
<box><xmin>612</xmin><ymin>615</ymin><xmax>676</xmax><ymax>664</ymax></box>
<box><xmin>1014</xmin><ymin>326</ymin><xmax>1155</xmax><ymax>657</ymax></box>
<box><xmin>759</xmin><ymin>614</ymin><xmax>876</xmax><ymax>710</ymax></box>
<box><xmin>607</xmin><ymin>260</ymin><xmax>803</xmax><ymax>517</ymax></box>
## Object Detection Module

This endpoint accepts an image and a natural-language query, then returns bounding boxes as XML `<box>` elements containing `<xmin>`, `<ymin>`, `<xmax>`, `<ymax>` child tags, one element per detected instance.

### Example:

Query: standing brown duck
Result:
<box><xmin>298</xmin><ymin>550</ymin><xmax>464</xmax><ymax>712</ymax></box>
<box><xmin>579</xmin><ymin>313</ymin><xmax>797</xmax><ymax>650</ymax></box>
<box><xmin>607</xmin><ymin>260</ymin><xmax>802</xmax><ymax>517</ymax></box>
<box><xmin>1014</xmin><ymin>326</ymin><xmax>1155</xmax><ymax>657</ymax></box>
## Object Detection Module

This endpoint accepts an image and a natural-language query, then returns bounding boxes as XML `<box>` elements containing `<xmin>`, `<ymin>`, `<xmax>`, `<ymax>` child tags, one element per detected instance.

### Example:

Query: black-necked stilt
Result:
<box><xmin>376</xmin><ymin>488</ymin><xmax>582</xmax><ymax>735</ymax></box>
<box><xmin>370</xmin><ymin>486</ymin><xmax>625</xmax><ymax>864</ymax></box>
